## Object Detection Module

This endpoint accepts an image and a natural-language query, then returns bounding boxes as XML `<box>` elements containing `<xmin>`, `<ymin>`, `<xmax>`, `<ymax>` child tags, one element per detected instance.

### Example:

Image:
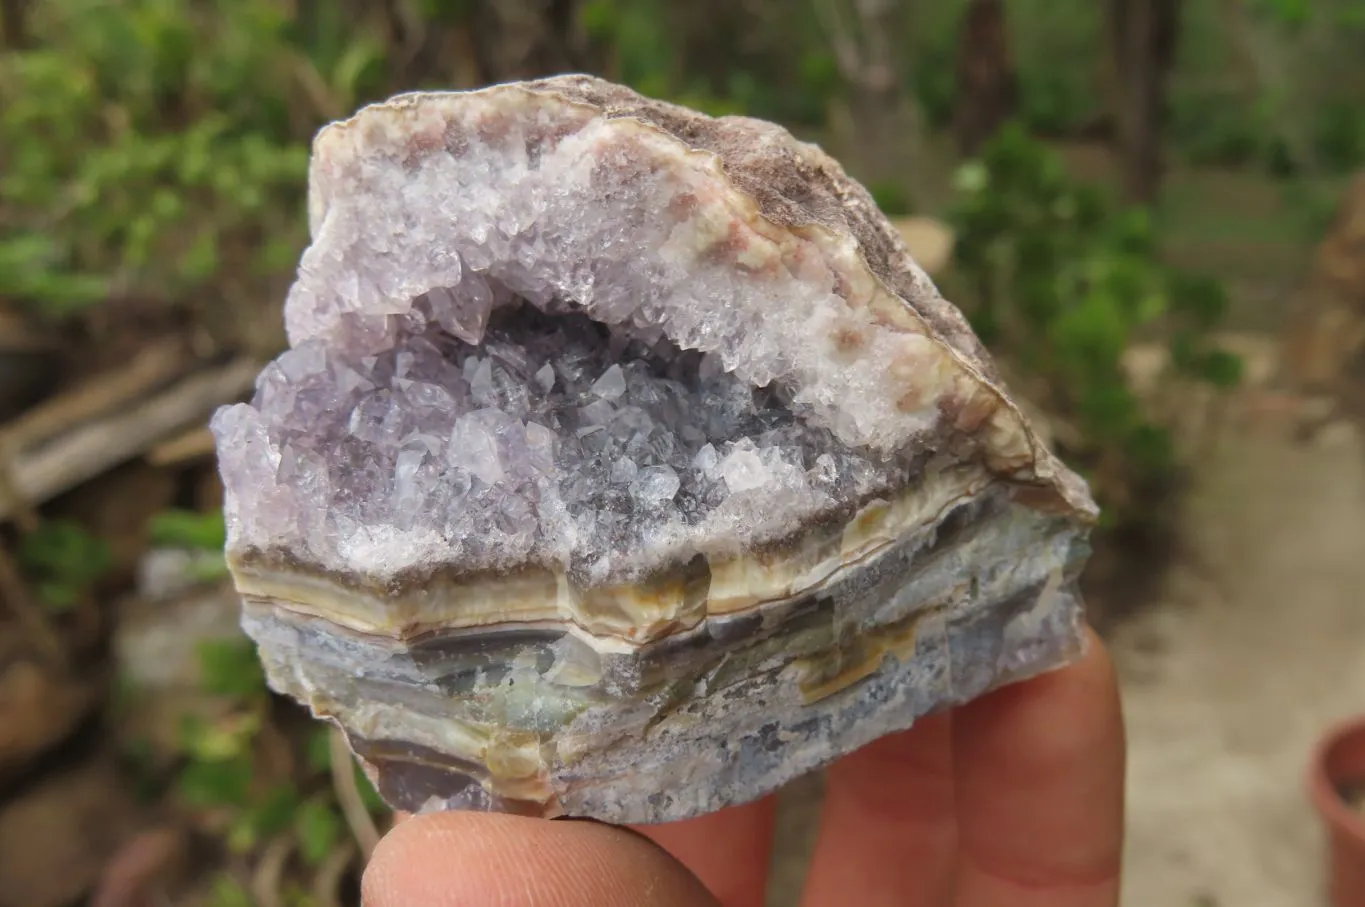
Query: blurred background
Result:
<box><xmin>1</xmin><ymin>1</ymin><xmax>1363</xmax><ymax>905</ymax></box>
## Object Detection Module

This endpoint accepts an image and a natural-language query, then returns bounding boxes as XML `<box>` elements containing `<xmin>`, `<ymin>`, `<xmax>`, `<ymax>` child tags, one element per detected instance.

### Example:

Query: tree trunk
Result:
<box><xmin>1107</xmin><ymin>0</ymin><xmax>1180</xmax><ymax>205</ymax></box>
<box><xmin>468</xmin><ymin>0</ymin><xmax>591</xmax><ymax>84</ymax></box>
<box><xmin>952</xmin><ymin>0</ymin><xmax>1018</xmax><ymax>157</ymax></box>
<box><xmin>815</xmin><ymin>0</ymin><xmax>924</xmax><ymax>202</ymax></box>
<box><xmin>1</xmin><ymin>0</ymin><xmax>31</xmax><ymax>49</ymax></box>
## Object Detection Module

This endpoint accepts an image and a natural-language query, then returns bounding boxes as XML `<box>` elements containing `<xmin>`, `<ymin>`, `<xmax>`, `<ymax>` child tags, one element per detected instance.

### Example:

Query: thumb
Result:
<box><xmin>361</xmin><ymin>811</ymin><xmax>721</xmax><ymax>907</ymax></box>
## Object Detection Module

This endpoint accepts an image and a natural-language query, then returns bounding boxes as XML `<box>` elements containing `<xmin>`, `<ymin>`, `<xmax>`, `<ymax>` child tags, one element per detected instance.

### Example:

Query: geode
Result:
<box><xmin>211</xmin><ymin>75</ymin><xmax>1098</xmax><ymax>824</ymax></box>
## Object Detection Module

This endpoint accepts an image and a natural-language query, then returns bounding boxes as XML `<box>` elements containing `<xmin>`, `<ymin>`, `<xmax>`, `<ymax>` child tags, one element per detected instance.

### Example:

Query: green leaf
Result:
<box><xmin>868</xmin><ymin>180</ymin><xmax>912</xmax><ymax>216</ymax></box>
<box><xmin>1126</xmin><ymin>424</ymin><xmax>1176</xmax><ymax>475</ymax></box>
<box><xmin>187</xmin><ymin>556</ymin><xmax>230</xmax><ymax>584</ymax></box>
<box><xmin>1254</xmin><ymin>0</ymin><xmax>1309</xmax><ymax>27</ymax></box>
<box><xmin>207</xmin><ymin>874</ymin><xmax>256</xmax><ymax>907</ymax></box>
<box><xmin>18</xmin><ymin>520</ymin><xmax>111</xmax><ymax>609</ymax></box>
<box><xmin>579</xmin><ymin>0</ymin><xmax>618</xmax><ymax>37</ymax></box>
<box><xmin>178</xmin><ymin>710</ymin><xmax>260</xmax><ymax>762</ymax></box>
<box><xmin>197</xmin><ymin>637</ymin><xmax>267</xmax><ymax>700</ymax></box>
<box><xmin>35</xmin><ymin>581</ymin><xmax>79</xmax><ymax>613</ymax></box>
<box><xmin>1169</xmin><ymin>330</ymin><xmax>1199</xmax><ymax>372</ymax></box>
<box><xmin>179</xmin><ymin>754</ymin><xmax>254</xmax><ymax>807</ymax></box>
<box><xmin>251</xmin><ymin>783</ymin><xmax>303</xmax><ymax>839</ymax></box>
<box><xmin>1168</xmin><ymin>272</ymin><xmax>1229</xmax><ymax>327</ymax></box>
<box><xmin>1198</xmin><ymin>350</ymin><xmax>1244</xmax><ymax>389</ymax></box>
<box><xmin>952</xmin><ymin>161</ymin><xmax>989</xmax><ymax>195</ymax></box>
<box><xmin>306</xmin><ymin>727</ymin><xmax>334</xmax><ymax>774</ymax></box>
<box><xmin>1078</xmin><ymin>381</ymin><xmax>1139</xmax><ymax>441</ymax></box>
<box><xmin>355</xmin><ymin>762</ymin><xmax>387</xmax><ymax>815</ymax></box>
<box><xmin>149</xmin><ymin>509</ymin><xmax>227</xmax><ymax>551</ymax></box>
<box><xmin>178</xmin><ymin>230</ymin><xmax>220</xmax><ymax>282</ymax></box>
<box><xmin>295</xmin><ymin>798</ymin><xmax>343</xmax><ymax>866</ymax></box>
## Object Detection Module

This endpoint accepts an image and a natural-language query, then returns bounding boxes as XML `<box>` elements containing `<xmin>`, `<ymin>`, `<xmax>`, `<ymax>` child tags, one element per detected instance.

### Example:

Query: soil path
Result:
<box><xmin>764</xmin><ymin>395</ymin><xmax>1365</xmax><ymax>906</ymax></box>
<box><xmin>1116</xmin><ymin>417</ymin><xmax>1365</xmax><ymax>906</ymax></box>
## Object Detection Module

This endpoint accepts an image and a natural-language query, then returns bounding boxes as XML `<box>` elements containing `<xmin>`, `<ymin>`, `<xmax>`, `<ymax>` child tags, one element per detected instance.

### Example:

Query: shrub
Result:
<box><xmin>1169</xmin><ymin>88</ymin><xmax>1266</xmax><ymax>168</ymax></box>
<box><xmin>1312</xmin><ymin>101</ymin><xmax>1365</xmax><ymax>174</ymax></box>
<box><xmin>948</xmin><ymin>125</ymin><xmax>1241</xmax><ymax>532</ymax></box>
<box><xmin>0</xmin><ymin>0</ymin><xmax>388</xmax><ymax>326</ymax></box>
<box><xmin>18</xmin><ymin>519</ymin><xmax>111</xmax><ymax>610</ymax></box>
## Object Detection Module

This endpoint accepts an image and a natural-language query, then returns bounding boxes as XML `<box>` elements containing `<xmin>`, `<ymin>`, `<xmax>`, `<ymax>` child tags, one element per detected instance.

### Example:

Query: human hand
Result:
<box><xmin>361</xmin><ymin>627</ymin><xmax>1124</xmax><ymax>907</ymax></box>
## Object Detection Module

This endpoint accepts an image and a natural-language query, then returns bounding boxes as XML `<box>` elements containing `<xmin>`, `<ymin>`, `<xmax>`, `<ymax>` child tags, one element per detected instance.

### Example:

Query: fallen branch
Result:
<box><xmin>310</xmin><ymin>840</ymin><xmax>357</xmax><ymax>907</ymax></box>
<box><xmin>251</xmin><ymin>835</ymin><xmax>295</xmax><ymax>907</ymax></box>
<box><xmin>0</xmin><ymin>358</ymin><xmax>257</xmax><ymax>522</ymax></box>
<box><xmin>148</xmin><ymin>426</ymin><xmax>218</xmax><ymax>467</ymax></box>
<box><xmin>0</xmin><ymin>338</ymin><xmax>187</xmax><ymax>453</ymax></box>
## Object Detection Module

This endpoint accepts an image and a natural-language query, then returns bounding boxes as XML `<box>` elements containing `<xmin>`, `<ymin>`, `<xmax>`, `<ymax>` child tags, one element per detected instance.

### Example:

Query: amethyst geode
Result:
<box><xmin>211</xmin><ymin>75</ymin><xmax>1097</xmax><ymax>823</ymax></box>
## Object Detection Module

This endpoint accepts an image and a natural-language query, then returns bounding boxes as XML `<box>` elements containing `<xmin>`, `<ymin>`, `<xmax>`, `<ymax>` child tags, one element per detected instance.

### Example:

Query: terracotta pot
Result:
<box><xmin>1310</xmin><ymin>715</ymin><xmax>1365</xmax><ymax>907</ymax></box>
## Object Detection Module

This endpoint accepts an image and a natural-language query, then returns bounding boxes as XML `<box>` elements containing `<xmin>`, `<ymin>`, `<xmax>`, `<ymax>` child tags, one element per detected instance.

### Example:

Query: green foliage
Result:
<box><xmin>1005</xmin><ymin>0</ymin><xmax>1103</xmax><ymax>136</ymax></box>
<box><xmin>868</xmin><ymin>181</ymin><xmax>913</xmax><ymax>217</ymax></box>
<box><xmin>207</xmin><ymin>874</ymin><xmax>257</xmax><ymax>907</ymax></box>
<box><xmin>306</xmin><ymin>726</ymin><xmax>388</xmax><ymax>815</ymax></box>
<box><xmin>150</xmin><ymin>508</ymin><xmax>227</xmax><ymax>551</ymax></box>
<box><xmin>173</xmin><ymin>633</ymin><xmax>387</xmax><ymax>869</ymax></box>
<box><xmin>294</xmin><ymin>797</ymin><xmax>343</xmax><ymax>866</ymax></box>
<box><xmin>1312</xmin><ymin>101</ymin><xmax>1365</xmax><ymax>174</ymax></box>
<box><xmin>17</xmin><ymin>519</ymin><xmax>112</xmax><ymax>610</ymax></box>
<box><xmin>1250</xmin><ymin>0</ymin><xmax>1312</xmax><ymax>29</ymax></box>
<box><xmin>905</xmin><ymin>15</ymin><xmax>959</xmax><ymax>132</ymax></box>
<box><xmin>148</xmin><ymin>508</ymin><xmax>230</xmax><ymax>583</ymax></box>
<box><xmin>1169</xmin><ymin>89</ymin><xmax>1265</xmax><ymax>168</ymax></box>
<box><xmin>228</xmin><ymin>783</ymin><xmax>303</xmax><ymax>854</ymax></box>
<box><xmin>196</xmin><ymin>637</ymin><xmax>268</xmax><ymax>700</ymax></box>
<box><xmin>0</xmin><ymin>0</ymin><xmax>385</xmax><ymax>320</ymax></box>
<box><xmin>176</xmin><ymin>710</ymin><xmax>259</xmax><ymax>811</ymax></box>
<box><xmin>949</xmin><ymin>126</ymin><xmax>1241</xmax><ymax>526</ymax></box>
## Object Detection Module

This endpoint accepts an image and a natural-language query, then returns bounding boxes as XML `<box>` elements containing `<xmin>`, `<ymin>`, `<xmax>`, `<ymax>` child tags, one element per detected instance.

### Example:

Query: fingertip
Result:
<box><xmin>362</xmin><ymin>810</ymin><xmax>718</xmax><ymax>907</ymax></box>
<box><xmin>981</xmin><ymin>626</ymin><xmax>1125</xmax><ymax>758</ymax></box>
<box><xmin>951</xmin><ymin>624</ymin><xmax>1125</xmax><ymax>904</ymax></box>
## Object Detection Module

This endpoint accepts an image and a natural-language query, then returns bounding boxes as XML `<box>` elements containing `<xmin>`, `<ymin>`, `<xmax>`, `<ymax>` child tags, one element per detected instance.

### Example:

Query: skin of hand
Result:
<box><xmin>361</xmin><ymin>627</ymin><xmax>1125</xmax><ymax>907</ymax></box>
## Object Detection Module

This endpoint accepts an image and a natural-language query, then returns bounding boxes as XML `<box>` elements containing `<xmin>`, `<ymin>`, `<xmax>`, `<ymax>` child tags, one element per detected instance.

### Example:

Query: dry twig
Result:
<box><xmin>0</xmin><ymin>358</ymin><xmax>257</xmax><ymax>522</ymax></box>
<box><xmin>330</xmin><ymin>726</ymin><xmax>381</xmax><ymax>860</ymax></box>
<box><xmin>311</xmin><ymin>840</ymin><xmax>358</xmax><ymax>907</ymax></box>
<box><xmin>251</xmin><ymin>835</ymin><xmax>295</xmax><ymax>907</ymax></box>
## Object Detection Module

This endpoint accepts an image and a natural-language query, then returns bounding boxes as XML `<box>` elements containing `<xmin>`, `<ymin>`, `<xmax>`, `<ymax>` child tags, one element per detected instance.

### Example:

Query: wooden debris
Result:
<box><xmin>0</xmin><ymin>339</ymin><xmax>187</xmax><ymax>453</ymax></box>
<box><xmin>0</xmin><ymin>356</ymin><xmax>257</xmax><ymax>523</ymax></box>
<box><xmin>0</xmin><ymin>310</ymin><xmax>59</xmax><ymax>423</ymax></box>
<box><xmin>147</xmin><ymin>426</ymin><xmax>218</xmax><ymax>467</ymax></box>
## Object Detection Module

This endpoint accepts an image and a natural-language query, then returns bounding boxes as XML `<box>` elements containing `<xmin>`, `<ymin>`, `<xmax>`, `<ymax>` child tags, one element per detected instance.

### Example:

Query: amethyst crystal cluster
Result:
<box><xmin>211</xmin><ymin>76</ymin><xmax>1097</xmax><ymax>823</ymax></box>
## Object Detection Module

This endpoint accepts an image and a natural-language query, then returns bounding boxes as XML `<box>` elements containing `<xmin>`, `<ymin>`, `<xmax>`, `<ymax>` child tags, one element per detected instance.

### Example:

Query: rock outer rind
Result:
<box><xmin>304</xmin><ymin>74</ymin><xmax>1096</xmax><ymax>524</ymax></box>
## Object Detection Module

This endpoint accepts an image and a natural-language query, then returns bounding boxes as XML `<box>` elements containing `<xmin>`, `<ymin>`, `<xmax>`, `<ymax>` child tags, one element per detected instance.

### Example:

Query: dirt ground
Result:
<box><xmin>1116</xmin><ymin>415</ymin><xmax>1365</xmax><ymax>906</ymax></box>
<box><xmin>762</xmin><ymin>360</ymin><xmax>1365</xmax><ymax>906</ymax></box>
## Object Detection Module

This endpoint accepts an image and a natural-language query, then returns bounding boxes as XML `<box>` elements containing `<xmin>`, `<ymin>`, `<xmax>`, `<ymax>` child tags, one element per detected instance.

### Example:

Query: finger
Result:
<box><xmin>952</xmin><ymin>627</ymin><xmax>1125</xmax><ymax>907</ymax></box>
<box><xmin>633</xmin><ymin>796</ymin><xmax>776</xmax><ymax>907</ymax></box>
<box><xmin>362</xmin><ymin>811</ymin><xmax>719</xmax><ymax>907</ymax></box>
<box><xmin>800</xmin><ymin>712</ymin><xmax>958</xmax><ymax>907</ymax></box>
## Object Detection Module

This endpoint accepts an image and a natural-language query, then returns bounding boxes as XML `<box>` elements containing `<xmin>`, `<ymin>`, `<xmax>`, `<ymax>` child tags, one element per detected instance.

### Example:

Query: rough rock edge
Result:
<box><xmin>305</xmin><ymin>74</ymin><xmax>1096</xmax><ymax>523</ymax></box>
